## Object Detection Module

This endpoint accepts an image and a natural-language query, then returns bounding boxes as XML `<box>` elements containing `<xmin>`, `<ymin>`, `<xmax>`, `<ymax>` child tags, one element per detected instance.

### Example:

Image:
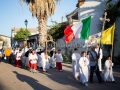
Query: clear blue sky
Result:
<box><xmin>0</xmin><ymin>0</ymin><xmax>77</xmax><ymax>37</ymax></box>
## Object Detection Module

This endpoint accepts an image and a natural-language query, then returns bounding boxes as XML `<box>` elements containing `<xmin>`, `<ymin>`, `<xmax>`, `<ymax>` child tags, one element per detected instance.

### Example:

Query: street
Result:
<box><xmin>0</xmin><ymin>60</ymin><xmax>120</xmax><ymax>90</ymax></box>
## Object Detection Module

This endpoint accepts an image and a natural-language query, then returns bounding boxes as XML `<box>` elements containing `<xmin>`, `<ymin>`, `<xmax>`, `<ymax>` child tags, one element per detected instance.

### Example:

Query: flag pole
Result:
<box><xmin>86</xmin><ymin>40</ymin><xmax>88</xmax><ymax>54</ymax></box>
<box><xmin>111</xmin><ymin>23</ymin><xmax>115</xmax><ymax>62</ymax></box>
<box><xmin>111</xmin><ymin>43</ymin><xmax>114</xmax><ymax>61</ymax></box>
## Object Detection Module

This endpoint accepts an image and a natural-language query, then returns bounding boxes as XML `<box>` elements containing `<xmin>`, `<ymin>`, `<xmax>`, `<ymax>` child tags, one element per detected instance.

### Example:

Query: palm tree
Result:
<box><xmin>20</xmin><ymin>0</ymin><xmax>61</xmax><ymax>47</ymax></box>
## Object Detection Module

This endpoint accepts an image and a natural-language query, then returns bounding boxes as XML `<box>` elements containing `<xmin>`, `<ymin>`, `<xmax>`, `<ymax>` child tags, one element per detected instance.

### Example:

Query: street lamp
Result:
<box><xmin>24</xmin><ymin>19</ymin><xmax>28</xmax><ymax>46</ymax></box>
<box><xmin>24</xmin><ymin>19</ymin><xmax>28</xmax><ymax>30</ymax></box>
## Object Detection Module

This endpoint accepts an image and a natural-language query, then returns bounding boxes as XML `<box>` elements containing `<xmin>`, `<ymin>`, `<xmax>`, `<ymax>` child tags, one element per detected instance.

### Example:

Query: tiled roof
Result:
<box><xmin>0</xmin><ymin>34</ymin><xmax>10</xmax><ymax>38</ymax></box>
<box><xmin>11</xmin><ymin>27</ymin><xmax>38</xmax><ymax>33</ymax></box>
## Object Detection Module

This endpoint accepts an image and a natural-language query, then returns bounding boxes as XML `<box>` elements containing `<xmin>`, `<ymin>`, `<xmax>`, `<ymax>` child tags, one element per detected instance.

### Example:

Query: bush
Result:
<box><xmin>62</xmin><ymin>54</ymin><xmax>72</xmax><ymax>63</ymax></box>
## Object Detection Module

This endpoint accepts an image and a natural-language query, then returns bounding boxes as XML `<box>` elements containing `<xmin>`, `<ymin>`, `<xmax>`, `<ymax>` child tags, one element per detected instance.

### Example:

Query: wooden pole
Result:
<box><xmin>111</xmin><ymin>44</ymin><xmax>114</xmax><ymax>60</ymax></box>
<box><xmin>111</xmin><ymin>23</ymin><xmax>115</xmax><ymax>62</ymax></box>
<box><xmin>45</xmin><ymin>41</ymin><xmax>47</xmax><ymax>52</ymax></box>
<box><xmin>99</xmin><ymin>12</ymin><xmax>107</xmax><ymax>48</ymax></box>
<box><xmin>99</xmin><ymin>12</ymin><xmax>110</xmax><ymax>54</ymax></box>
<box><xmin>86</xmin><ymin>41</ymin><xmax>88</xmax><ymax>54</ymax></box>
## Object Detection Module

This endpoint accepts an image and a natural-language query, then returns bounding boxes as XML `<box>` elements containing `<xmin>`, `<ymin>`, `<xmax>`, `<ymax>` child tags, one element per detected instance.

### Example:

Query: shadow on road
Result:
<box><xmin>44</xmin><ymin>65</ymin><xmax>91</xmax><ymax>90</ymax></box>
<box><xmin>45</xmin><ymin>63</ymin><xmax>120</xmax><ymax>90</ymax></box>
<box><xmin>13</xmin><ymin>71</ymin><xmax>51</xmax><ymax>90</ymax></box>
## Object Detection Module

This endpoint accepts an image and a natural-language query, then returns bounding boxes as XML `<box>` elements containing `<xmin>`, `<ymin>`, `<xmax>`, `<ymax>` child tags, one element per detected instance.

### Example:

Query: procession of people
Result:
<box><xmin>71</xmin><ymin>45</ymin><xmax>116</xmax><ymax>86</ymax></box>
<box><xmin>0</xmin><ymin>44</ymin><xmax>116</xmax><ymax>87</ymax></box>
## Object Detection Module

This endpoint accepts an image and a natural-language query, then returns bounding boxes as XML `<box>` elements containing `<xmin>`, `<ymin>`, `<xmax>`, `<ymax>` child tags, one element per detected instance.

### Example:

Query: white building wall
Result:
<box><xmin>56</xmin><ymin>0</ymin><xmax>120</xmax><ymax>56</ymax></box>
<box><xmin>78</xmin><ymin>0</ymin><xmax>107</xmax><ymax>35</ymax></box>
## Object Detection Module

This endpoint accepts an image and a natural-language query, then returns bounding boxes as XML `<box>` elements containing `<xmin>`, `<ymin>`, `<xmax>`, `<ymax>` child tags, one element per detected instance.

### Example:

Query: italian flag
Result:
<box><xmin>64</xmin><ymin>16</ymin><xmax>91</xmax><ymax>43</ymax></box>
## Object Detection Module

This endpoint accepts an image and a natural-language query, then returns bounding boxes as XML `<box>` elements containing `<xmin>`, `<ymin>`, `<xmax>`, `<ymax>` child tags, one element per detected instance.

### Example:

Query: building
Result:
<box><xmin>11</xmin><ymin>27</ymin><xmax>38</xmax><ymax>47</ymax></box>
<box><xmin>0</xmin><ymin>34</ymin><xmax>11</xmax><ymax>49</ymax></box>
<box><xmin>56</xmin><ymin>0</ymin><xmax>120</xmax><ymax>57</ymax></box>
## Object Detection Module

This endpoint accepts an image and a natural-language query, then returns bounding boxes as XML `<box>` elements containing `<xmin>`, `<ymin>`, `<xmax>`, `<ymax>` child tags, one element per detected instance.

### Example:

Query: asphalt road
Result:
<box><xmin>0</xmin><ymin>60</ymin><xmax>120</xmax><ymax>90</ymax></box>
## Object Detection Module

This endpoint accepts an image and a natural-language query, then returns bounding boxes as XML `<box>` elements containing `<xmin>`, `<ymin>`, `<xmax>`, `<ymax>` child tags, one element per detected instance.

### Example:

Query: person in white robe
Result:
<box><xmin>79</xmin><ymin>51</ymin><xmax>89</xmax><ymax>86</ymax></box>
<box><xmin>15</xmin><ymin>47</ymin><xmax>20</xmax><ymax>55</ymax></box>
<box><xmin>41</xmin><ymin>50</ymin><xmax>50</xmax><ymax>72</ymax></box>
<box><xmin>50</xmin><ymin>48</ymin><xmax>56</xmax><ymax>68</ymax></box>
<box><xmin>16</xmin><ymin>49</ymin><xmax>22</xmax><ymax>67</ymax></box>
<box><xmin>21</xmin><ymin>46</ymin><xmax>28</xmax><ymax>68</ymax></box>
<box><xmin>95</xmin><ymin>44</ymin><xmax>103</xmax><ymax>72</ymax></box>
<box><xmin>104</xmin><ymin>55</ymin><xmax>115</xmax><ymax>82</ymax></box>
<box><xmin>37</xmin><ymin>53</ymin><xmax>42</xmax><ymax>68</ymax></box>
<box><xmin>29</xmin><ymin>50</ymin><xmax>38</xmax><ymax>73</ymax></box>
<box><xmin>54</xmin><ymin>49</ymin><xmax>63</xmax><ymax>71</ymax></box>
<box><xmin>72</xmin><ymin>48</ymin><xmax>81</xmax><ymax>80</ymax></box>
<box><xmin>86</xmin><ymin>51</ymin><xmax>90</xmax><ymax>76</ymax></box>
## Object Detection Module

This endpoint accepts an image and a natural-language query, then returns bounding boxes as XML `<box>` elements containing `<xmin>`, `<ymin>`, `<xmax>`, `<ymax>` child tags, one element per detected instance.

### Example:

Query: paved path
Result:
<box><xmin>0</xmin><ymin>61</ymin><xmax>120</xmax><ymax>90</ymax></box>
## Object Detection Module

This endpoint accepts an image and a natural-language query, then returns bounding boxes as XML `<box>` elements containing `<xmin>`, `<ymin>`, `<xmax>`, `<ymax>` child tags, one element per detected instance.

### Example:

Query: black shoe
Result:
<box><xmin>112</xmin><ymin>81</ymin><xmax>116</xmax><ymax>83</ymax></box>
<box><xmin>90</xmin><ymin>81</ymin><xmax>93</xmax><ymax>83</ymax></box>
<box><xmin>99</xmin><ymin>81</ymin><xmax>102</xmax><ymax>84</ymax></box>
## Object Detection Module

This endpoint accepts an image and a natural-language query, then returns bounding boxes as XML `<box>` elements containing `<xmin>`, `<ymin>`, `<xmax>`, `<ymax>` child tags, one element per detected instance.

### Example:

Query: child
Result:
<box><xmin>16</xmin><ymin>49</ymin><xmax>22</xmax><ymax>67</ymax></box>
<box><xmin>72</xmin><ymin>48</ymin><xmax>81</xmax><ymax>80</ymax></box>
<box><xmin>54</xmin><ymin>49</ymin><xmax>63</xmax><ymax>71</ymax></box>
<box><xmin>79</xmin><ymin>51</ymin><xmax>89</xmax><ymax>86</ymax></box>
<box><xmin>29</xmin><ymin>49</ymin><xmax>38</xmax><ymax>73</ymax></box>
<box><xmin>104</xmin><ymin>55</ymin><xmax>115</xmax><ymax>82</ymax></box>
<box><xmin>41</xmin><ymin>50</ymin><xmax>50</xmax><ymax>72</ymax></box>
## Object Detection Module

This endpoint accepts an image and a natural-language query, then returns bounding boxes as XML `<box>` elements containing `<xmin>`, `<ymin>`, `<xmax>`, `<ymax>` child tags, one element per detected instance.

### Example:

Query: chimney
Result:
<box><xmin>76</xmin><ymin>0</ymin><xmax>85</xmax><ymax>8</ymax></box>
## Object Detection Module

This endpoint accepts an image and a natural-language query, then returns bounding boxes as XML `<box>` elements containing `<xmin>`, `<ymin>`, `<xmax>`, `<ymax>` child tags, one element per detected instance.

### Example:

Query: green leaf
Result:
<box><xmin>14</xmin><ymin>28</ymin><xmax>31</xmax><ymax>40</ymax></box>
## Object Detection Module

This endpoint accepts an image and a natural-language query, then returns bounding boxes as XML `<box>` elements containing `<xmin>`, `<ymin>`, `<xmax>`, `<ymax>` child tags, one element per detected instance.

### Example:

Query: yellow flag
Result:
<box><xmin>98</xmin><ymin>23</ymin><xmax>115</xmax><ymax>45</ymax></box>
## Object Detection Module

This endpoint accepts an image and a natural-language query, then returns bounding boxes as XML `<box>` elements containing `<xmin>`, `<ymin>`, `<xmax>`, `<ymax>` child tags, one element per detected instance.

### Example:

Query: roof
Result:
<box><xmin>11</xmin><ymin>27</ymin><xmax>38</xmax><ymax>33</ymax></box>
<box><xmin>66</xmin><ymin>0</ymin><xmax>85</xmax><ymax>20</ymax></box>
<box><xmin>0</xmin><ymin>34</ymin><xmax>10</xmax><ymax>38</ymax></box>
<box><xmin>66</xmin><ymin>8</ymin><xmax>78</xmax><ymax>20</ymax></box>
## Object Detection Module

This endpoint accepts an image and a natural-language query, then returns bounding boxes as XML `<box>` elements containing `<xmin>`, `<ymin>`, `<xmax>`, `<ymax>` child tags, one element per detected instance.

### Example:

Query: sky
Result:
<box><xmin>0</xmin><ymin>0</ymin><xmax>78</xmax><ymax>37</ymax></box>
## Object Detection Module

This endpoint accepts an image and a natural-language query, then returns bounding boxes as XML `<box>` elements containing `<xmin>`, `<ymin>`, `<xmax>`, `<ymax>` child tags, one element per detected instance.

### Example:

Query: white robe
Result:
<box><xmin>29</xmin><ymin>53</ymin><xmax>38</xmax><ymax>64</ymax></box>
<box><xmin>41</xmin><ymin>53</ymin><xmax>50</xmax><ymax>71</ymax></box>
<box><xmin>86</xmin><ymin>55</ymin><xmax>90</xmax><ymax>76</ymax></box>
<box><xmin>72</xmin><ymin>53</ymin><xmax>81</xmax><ymax>79</ymax></box>
<box><xmin>79</xmin><ymin>57</ymin><xmax>89</xmax><ymax>84</ymax></box>
<box><xmin>16</xmin><ymin>52</ymin><xmax>22</xmax><ymax>60</ymax></box>
<box><xmin>95</xmin><ymin>48</ymin><xmax>103</xmax><ymax>71</ymax></box>
<box><xmin>50</xmin><ymin>54</ymin><xmax>56</xmax><ymax>68</ymax></box>
<box><xmin>104</xmin><ymin>60</ymin><xmax>115</xmax><ymax>82</ymax></box>
<box><xmin>37</xmin><ymin>54</ymin><xmax>42</xmax><ymax>67</ymax></box>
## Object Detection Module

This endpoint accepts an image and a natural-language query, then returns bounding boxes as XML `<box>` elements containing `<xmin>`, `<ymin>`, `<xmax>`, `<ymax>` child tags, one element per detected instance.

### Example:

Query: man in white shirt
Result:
<box><xmin>95</xmin><ymin>44</ymin><xmax>103</xmax><ymax>73</ymax></box>
<box><xmin>54</xmin><ymin>49</ymin><xmax>63</xmax><ymax>71</ymax></box>
<box><xmin>89</xmin><ymin>46</ymin><xmax>102</xmax><ymax>83</ymax></box>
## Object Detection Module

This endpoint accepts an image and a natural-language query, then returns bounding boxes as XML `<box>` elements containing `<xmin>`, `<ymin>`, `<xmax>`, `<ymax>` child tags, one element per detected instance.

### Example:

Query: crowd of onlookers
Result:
<box><xmin>0</xmin><ymin>46</ymin><xmax>63</xmax><ymax>73</ymax></box>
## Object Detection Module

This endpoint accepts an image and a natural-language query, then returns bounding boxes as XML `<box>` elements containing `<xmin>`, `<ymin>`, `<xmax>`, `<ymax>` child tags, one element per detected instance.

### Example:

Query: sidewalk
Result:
<box><xmin>0</xmin><ymin>61</ymin><xmax>120</xmax><ymax>90</ymax></box>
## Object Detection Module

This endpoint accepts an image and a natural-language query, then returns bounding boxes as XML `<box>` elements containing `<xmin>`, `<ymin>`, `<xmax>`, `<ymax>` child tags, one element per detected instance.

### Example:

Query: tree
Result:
<box><xmin>48</xmin><ymin>21</ymin><xmax>68</xmax><ymax>41</ymax></box>
<box><xmin>14</xmin><ymin>28</ymin><xmax>31</xmax><ymax>40</ymax></box>
<box><xmin>102</xmin><ymin>0</ymin><xmax>120</xmax><ymax>61</ymax></box>
<box><xmin>104</xmin><ymin>0</ymin><xmax>120</xmax><ymax>29</ymax></box>
<box><xmin>20</xmin><ymin>0</ymin><xmax>61</xmax><ymax>46</ymax></box>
